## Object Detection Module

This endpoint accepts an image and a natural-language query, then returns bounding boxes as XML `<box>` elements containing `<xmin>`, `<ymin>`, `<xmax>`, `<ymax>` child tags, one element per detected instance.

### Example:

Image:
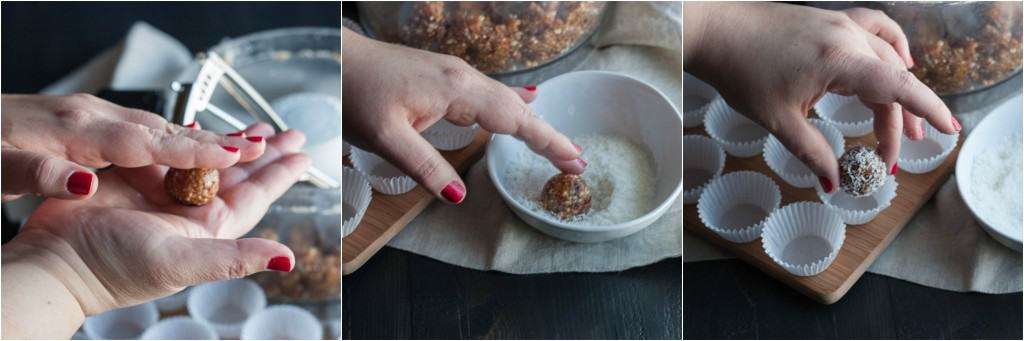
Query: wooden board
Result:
<box><xmin>342</xmin><ymin>131</ymin><xmax>491</xmax><ymax>275</ymax></box>
<box><xmin>683</xmin><ymin>125</ymin><xmax>963</xmax><ymax>304</ymax></box>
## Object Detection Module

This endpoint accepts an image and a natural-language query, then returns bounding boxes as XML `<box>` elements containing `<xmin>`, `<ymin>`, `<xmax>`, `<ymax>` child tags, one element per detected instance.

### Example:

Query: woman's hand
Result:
<box><xmin>1</xmin><ymin>123</ymin><xmax>309</xmax><ymax>339</ymax></box>
<box><xmin>342</xmin><ymin>28</ymin><xmax>585</xmax><ymax>203</ymax></box>
<box><xmin>1</xmin><ymin>94</ymin><xmax>265</xmax><ymax>200</ymax></box>
<box><xmin>684</xmin><ymin>3</ymin><xmax>960</xmax><ymax>192</ymax></box>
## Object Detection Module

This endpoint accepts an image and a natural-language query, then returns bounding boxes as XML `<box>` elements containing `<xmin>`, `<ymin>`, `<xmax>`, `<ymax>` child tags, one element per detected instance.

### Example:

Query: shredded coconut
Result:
<box><xmin>504</xmin><ymin>134</ymin><xmax>657</xmax><ymax>225</ymax></box>
<box><xmin>969</xmin><ymin>133</ymin><xmax>1023</xmax><ymax>232</ymax></box>
<box><xmin>838</xmin><ymin>145</ymin><xmax>887</xmax><ymax>197</ymax></box>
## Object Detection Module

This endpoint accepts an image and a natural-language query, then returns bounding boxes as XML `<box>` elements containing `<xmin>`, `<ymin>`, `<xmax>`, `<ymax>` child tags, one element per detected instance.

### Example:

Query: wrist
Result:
<box><xmin>3</xmin><ymin>242</ymin><xmax>85</xmax><ymax>339</ymax></box>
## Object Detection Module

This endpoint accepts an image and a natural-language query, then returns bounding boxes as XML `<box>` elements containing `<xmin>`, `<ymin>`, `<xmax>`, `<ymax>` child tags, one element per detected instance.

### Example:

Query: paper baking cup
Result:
<box><xmin>422</xmin><ymin>120</ymin><xmax>480</xmax><ymax>151</ymax></box>
<box><xmin>350</xmin><ymin>148</ymin><xmax>417</xmax><ymax>195</ymax></box>
<box><xmin>761</xmin><ymin>202</ymin><xmax>846</xmax><ymax>277</ymax></box>
<box><xmin>814</xmin><ymin>93</ymin><xmax>874</xmax><ymax>137</ymax></box>
<box><xmin>83</xmin><ymin>302</ymin><xmax>159</xmax><ymax>340</ymax></box>
<box><xmin>764</xmin><ymin>118</ymin><xmax>845</xmax><ymax>188</ymax></box>
<box><xmin>343</xmin><ymin>167</ymin><xmax>372</xmax><ymax>237</ymax></box>
<box><xmin>683</xmin><ymin>135</ymin><xmax>726</xmax><ymax>204</ymax></box>
<box><xmin>704</xmin><ymin>98</ymin><xmax>769</xmax><ymax>157</ymax></box>
<box><xmin>698</xmin><ymin>171</ymin><xmax>782</xmax><ymax>243</ymax></box>
<box><xmin>141</xmin><ymin>316</ymin><xmax>219</xmax><ymax>340</ymax></box>
<box><xmin>154</xmin><ymin>287</ymin><xmax>190</xmax><ymax>313</ymax></box>
<box><xmin>342</xmin><ymin>140</ymin><xmax>351</xmax><ymax>156</ymax></box>
<box><xmin>898</xmin><ymin>123</ymin><xmax>958</xmax><ymax>174</ymax></box>
<box><xmin>817</xmin><ymin>175</ymin><xmax>898</xmax><ymax>225</ymax></box>
<box><xmin>187</xmin><ymin>279</ymin><xmax>267</xmax><ymax>339</ymax></box>
<box><xmin>683</xmin><ymin>73</ymin><xmax>719</xmax><ymax>128</ymax></box>
<box><xmin>240</xmin><ymin>305</ymin><xmax>323</xmax><ymax>340</ymax></box>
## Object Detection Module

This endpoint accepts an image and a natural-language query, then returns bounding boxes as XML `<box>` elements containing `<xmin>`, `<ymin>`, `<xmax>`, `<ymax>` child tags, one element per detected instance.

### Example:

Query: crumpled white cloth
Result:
<box><xmin>684</xmin><ymin>100</ymin><xmax>1023</xmax><ymax>294</ymax></box>
<box><xmin>386</xmin><ymin>2</ymin><xmax>683</xmax><ymax>274</ymax></box>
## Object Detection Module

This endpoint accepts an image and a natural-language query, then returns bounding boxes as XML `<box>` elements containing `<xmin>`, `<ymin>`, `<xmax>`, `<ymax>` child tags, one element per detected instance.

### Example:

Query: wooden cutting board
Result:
<box><xmin>342</xmin><ymin>131</ymin><xmax>491</xmax><ymax>275</ymax></box>
<box><xmin>683</xmin><ymin>124</ymin><xmax>963</xmax><ymax>304</ymax></box>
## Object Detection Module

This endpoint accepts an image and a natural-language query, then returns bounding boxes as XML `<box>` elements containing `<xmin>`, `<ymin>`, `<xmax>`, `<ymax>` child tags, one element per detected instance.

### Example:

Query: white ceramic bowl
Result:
<box><xmin>487</xmin><ymin>71</ymin><xmax>683</xmax><ymax>243</ymax></box>
<box><xmin>956</xmin><ymin>95</ymin><xmax>1023</xmax><ymax>252</ymax></box>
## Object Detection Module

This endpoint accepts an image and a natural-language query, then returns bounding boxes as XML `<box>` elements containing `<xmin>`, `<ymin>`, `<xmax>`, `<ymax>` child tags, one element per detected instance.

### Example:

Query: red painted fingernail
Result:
<box><xmin>891</xmin><ymin>163</ymin><xmax>899</xmax><ymax>175</ymax></box>
<box><xmin>221</xmin><ymin>145</ymin><xmax>239</xmax><ymax>153</ymax></box>
<box><xmin>66</xmin><ymin>171</ymin><xmax>93</xmax><ymax>195</ymax></box>
<box><xmin>185</xmin><ymin>122</ymin><xmax>199</xmax><ymax>129</ymax></box>
<box><xmin>441</xmin><ymin>181</ymin><xmax>465</xmax><ymax>204</ymax></box>
<box><xmin>524</xmin><ymin>85</ymin><xmax>537</xmax><ymax>91</ymax></box>
<box><xmin>267</xmin><ymin>256</ymin><xmax>292</xmax><ymax>272</ymax></box>
<box><xmin>819</xmin><ymin>176</ymin><xmax>834</xmax><ymax>193</ymax></box>
<box><xmin>246</xmin><ymin>136</ymin><xmax>264</xmax><ymax>142</ymax></box>
<box><xmin>573</xmin><ymin>143</ymin><xmax>583</xmax><ymax>153</ymax></box>
<box><xmin>577</xmin><ymin>158</ymin><xmax>588</xmax><ymax>169</ymax></box>
<box><xmin>227</xmin><ymin>131</ymin><xmax>245</xmax><ymax>137</ymax></box>
<box><xmin>951</xmin><ymin>117</ymin><xmax>961</xmax><ymax>132</ymax></box>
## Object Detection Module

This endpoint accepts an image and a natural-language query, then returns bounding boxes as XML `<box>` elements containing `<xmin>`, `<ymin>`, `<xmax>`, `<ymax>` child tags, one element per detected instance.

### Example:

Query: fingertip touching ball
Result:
<box><xmin>540</xmin><ymin>173</ymin><xmax>592</xmax><ymax>220</ymax></box>
<box><xmin>164</xmin><ymin>168</ymin><xmax>219</xmax><ymax>206</ymax></box>
<box><xmin>838</xmin><ymin>145</ymin><xmax>887</xmax><ymax>197</ymax></box>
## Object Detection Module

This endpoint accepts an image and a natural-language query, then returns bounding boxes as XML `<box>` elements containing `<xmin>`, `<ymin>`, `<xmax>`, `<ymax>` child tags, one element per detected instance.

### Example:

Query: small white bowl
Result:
<box><xmin>764</xmin><ymin>118</ymin><xmax>844</xmax><ymax>188</ymax></box>
<box><xmin>84</xmin><ymin>302</ymin><xmax>159</xmax><ymax>340</ymax></box>
<box><xmin>487</xmin><ymin>71</ymin><xmax>682</xmax><ymax>243</ymax></box>
<box><xmin>899</xmin><ymin>123</ymin><xmax>959</xmax><ymax>174</ymax></box>
<box><xmin>683</xmin><ymin>135</ymin><xmax>725</xmax><ymax>204</ymax></box>
<box><xmin>704</xmin><ymin>98</ymin><xmax>769</xmax><ymax>157</ymax></box>
<box><xmin>141</xmin><ymin>316</ymin><xmax>219</xmax><ymax>340</ymax></box>
<box><xmin>187</xmin><ymin>279</ymin><xmax>267</xmax><ymax>339</ymax></box>
<box><xmin>683</xmin><ymin>72</ymin><xmax>718</xmax><ymax>128</ymax></box>
<box><xmin>761</xmin><ymin>201</ymin><xmax>846</xmax><ymax>276</ymax></box>
<box><xmin>814</xmin><ymin>93</ymin><xmax>874</xmax><ymax>137</ymax></box>
<box><xmin>240</xmin><ymin>305</ymin><xmax>323</xmax><ymax>340</ymax></box>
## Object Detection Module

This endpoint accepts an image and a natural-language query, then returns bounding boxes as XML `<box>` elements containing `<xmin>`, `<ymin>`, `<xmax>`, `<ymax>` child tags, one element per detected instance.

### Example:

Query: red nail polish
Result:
<box><xmin>185</xmin><ymin>122</ymin><xmax>199</xmax><ymax>129</ymax></box>
<box><xmin>577</xmin><ymin>158</ymin><xmax>588</xmax><ymax>169</ymax></box>
<box><xmin>246</xmin><ymin>136</ymin><xmax>264</xmax><ymax>142</ymax></box>
<box><xmin>524</xmin><ymin>85</ymin><xmax>537</xmax><ymax>91</ymax></box>
<box><xmin>267</xmin><ymin>256</ymin><xmax>292</xmax><ymax>272</ymax></box>
<box><xmin>951</xmin><ymin>117</ymin><xmax>961</xmax><ymax>132</ymax></box>
<box><xmin>891</xmin><ymin>163</ymin><xmax>899</xmax><ymax>175</ymax></box>
<box><xmin>66</xmin><ymin>171</ymin><xmax>93</xmax><ymax>195</ymax></box>
<box><xmin>227</xmin><ymin>131</ymin><xmax>245</xmax><ymax>137</ymax></box>
<box><xmin>819</xmin><ymin>176</ymin><xmax>834</xmax><ymax>193</ymax></box>
<box><xmin>573</xmin><ymin>143</ymin><xmax>583</xmax><ymax>153</ymax></box>
<box><xmin>221</xmin><ymin>145</ymin><xmax>239</xmax><ymax>153</ymax></box>
<box><xmin>441</xmin><ymin>181</ymin><xmax>465</xmax><ymax>204</ymax></box>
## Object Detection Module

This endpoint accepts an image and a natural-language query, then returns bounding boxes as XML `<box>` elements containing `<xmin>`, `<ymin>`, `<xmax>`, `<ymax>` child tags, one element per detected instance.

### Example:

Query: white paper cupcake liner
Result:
<box><xmin>704</xmin><ymin>97</ymin><xmax>769</xmax><ymax>157</ymax></box>
<box><xmin>898</xmin><ymin>123</ymin><xmax>959</xmax><ymax>174</ymax></box>
<box><xmin>154</xmin><ymin>287</ymin><xmax>190</xmax><ymax>313</ymax></box>
<box><xmin>187</xmin><ymin>279</ymin><xmax>267</xmax><ymax>339</ymax></box>
<box><xmin>683</xmin><ymin>135</ymin><xmax>726</xmax><ymax>204</ymax></box>
<box><xmin>422</xmin><ymin>120</ymin><xmax>479</xmax><ymax>151</ymax></box>
<box><xmin>240</xmin><ymin>305</ymin><xmax>323</xmax><ymax>340</ymax></box>
<box><xmin>764</xmin><ymin>118</ymin><xmax>845</xmax><ymax>188</ymax></box>
<box><xmin>342</xmin><ymin>139</ymin><xmax>351</xmax><ymax>156</ymax></box>
<box><xmin>343</xmin><ymin>167</ymin><xmax>372</xmax><ymax>237</ymax></box>
<box><xmin>683</xmin><ymin>73</ymin><xmax>719</xmax><ymax>128</ymax></box>
<box><xmin>814</xmin><ymin>93</ymin><xmax>874</xmax><ymax>137</ymax></box>
<box><xmin>350</xmin><ymin>148</ymin><xmax>417</xmax><ymax>195</ymax></box>
<box><xmin>141</xmin><ymin>316</ymin><xmax>219</xmax><ymax>340</ymax></box>
<box><xmin>84</xmin><ymin>302</ymin><xmax>160</xmax><ymax>340</ymax></box>
<box><xmin>697</xmin><ymin>171</ymin><xmax>781</xmax><ymax>243</ymax></box>
<box><xmin>761</xmin><ymin>201</ymin><xmax>846</xmax><ymax>277</ymax></box>
<box><xmin>816</xmin><ymin>175</ymin><xmax>898</xmax><ymax>225</ymax></box>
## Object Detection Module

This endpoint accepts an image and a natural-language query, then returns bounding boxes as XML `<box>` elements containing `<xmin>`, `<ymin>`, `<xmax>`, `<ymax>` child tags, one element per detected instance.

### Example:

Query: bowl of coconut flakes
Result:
<box><xmin>486</xmin><ymin>70</ymin><xmax>682</xmax><ymax>242</ymax></box>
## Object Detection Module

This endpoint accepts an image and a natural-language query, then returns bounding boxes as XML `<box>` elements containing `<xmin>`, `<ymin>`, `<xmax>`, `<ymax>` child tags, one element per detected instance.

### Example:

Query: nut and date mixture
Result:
<box><xmin>399</xmin><ymin>1</ymin><xmax>603</xmax><ymax>73</ymax></box>
<box><xmin>252</xmin><ymin>228</ymin><xmax>340</xmax><ymax>301</ymax></box>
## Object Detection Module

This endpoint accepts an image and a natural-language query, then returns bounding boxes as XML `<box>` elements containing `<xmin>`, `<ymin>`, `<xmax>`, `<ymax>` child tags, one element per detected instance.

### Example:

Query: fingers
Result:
<box><xmin>163</xmin><ymin>237</ymin><xmax>294</xmax><ymax>287</ymax></box>
<box><xmin>454</xmin><ymin>86</ymin><xmax>584</xmax><ymax>174</ymax></box>
<box><xmin>833</xmin><ymin>56</ymin><xmax>959</xmax><ymax>135</ymax></box>
<box><xmin>862</xmin><ymin>33</ymin><xmax>923</xmax><ymax>142</ymax></box>
<box><xmin>218</xmin><ymin>153</ymin><xmax>311</xmax><ymax>237</ymax></box>
<box><xmin>220</xmin><ymin>129</ymin><xmax>306</xmax><ymax>188</ymax></box>
<box><xmin>1</xmin><ymin>148</ymin><xmax>97</xmax><ymax>199</ymax></box>
<box><xmin>902</xmin><ymin>109</ymin><xmax>924</xmax><ymax>140</ymax></box>
<box><xmin>843</xmin><ymin>8</ymin><xmax>913</xmax><ymax>67</ymax></box>
<box><xmin>769</xmin><ymin>114</ymin><xmax>841</xmax><ymax>193</ymax></box>
<box><xmin>374</xmin><ymin>123</ymin><xmax>467</xmax><ymax>203</ymax></box>
<box><xmin>868</xmin><ymin>102</ymin><xmax>902</xmax><ymax>171</ymax></box>
<box><xmin>511</xmin><ymin>86</ymin><xmax>539</xmax><ymax>103</ymax></box>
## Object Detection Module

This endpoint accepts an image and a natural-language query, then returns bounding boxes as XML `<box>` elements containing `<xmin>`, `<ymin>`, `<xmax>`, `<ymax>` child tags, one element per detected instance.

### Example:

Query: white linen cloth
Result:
<box><xmin>386</xmin><ymin>2</ymin><xmax>685</xmax><ymax>274</ymax></box>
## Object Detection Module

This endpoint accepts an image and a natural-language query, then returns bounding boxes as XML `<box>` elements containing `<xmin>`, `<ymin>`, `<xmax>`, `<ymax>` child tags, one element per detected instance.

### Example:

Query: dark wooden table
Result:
<box><xmin>685</xmin><ymin>259</ymin><xmax>1022</xmax><ymax>339</ymax></box>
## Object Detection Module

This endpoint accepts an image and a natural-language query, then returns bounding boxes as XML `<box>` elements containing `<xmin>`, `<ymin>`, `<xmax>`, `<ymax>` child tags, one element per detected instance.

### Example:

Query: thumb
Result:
<box><xmin>1</xmin><ymin>148</ymin><xmax>97</xmax><ymax>199</ymax></box>
<box><xmin>768</xmin><ymin>114</ymin><xmax>841</xmax><ymax>193</ymax></box>
<box><xmin>163</xmin><ymin>237</ymin><xmax>294</xmax><ymax>287</ymax></box>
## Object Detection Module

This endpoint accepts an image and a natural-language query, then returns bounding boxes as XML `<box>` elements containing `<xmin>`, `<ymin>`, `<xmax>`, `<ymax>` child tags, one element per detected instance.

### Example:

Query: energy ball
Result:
<box><xmin>164</xmin><ymin>168</ymin><xmax>219</xmax><ymax>206</ymax></box>
<box><xmin>838</xmin><ymin>145</ymin><xmax>887</xmax><ymax>197</ymax></box>
<box><xmin>540</xmin><ymin>173</ymin><xmax>592</xmax><ymax>220</ymax></box>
